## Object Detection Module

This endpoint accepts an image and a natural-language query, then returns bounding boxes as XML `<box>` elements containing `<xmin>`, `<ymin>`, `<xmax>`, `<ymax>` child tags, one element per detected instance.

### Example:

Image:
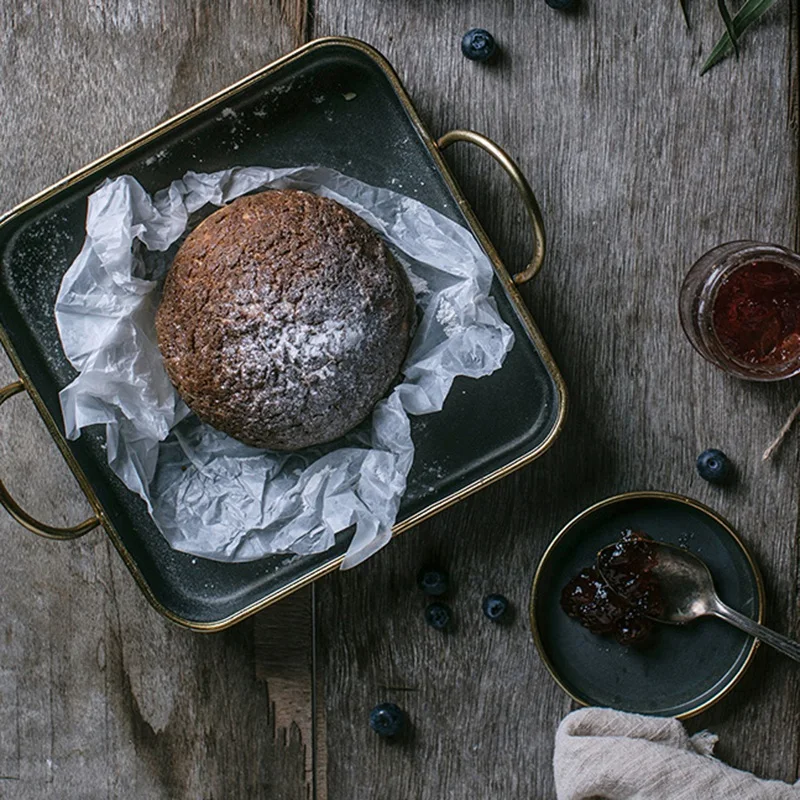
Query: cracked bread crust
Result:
<box><xmin>155</xmin><ymin>189</ymin><xmax>416</xmax><ymax>451</ymax></box>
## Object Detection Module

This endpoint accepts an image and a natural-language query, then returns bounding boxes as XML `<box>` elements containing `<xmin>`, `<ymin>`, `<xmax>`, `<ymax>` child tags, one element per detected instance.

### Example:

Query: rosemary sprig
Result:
<box><xmin>679</xmin><ymin>0</ymin><xmax>691</xmax><ymax>28</ymax></box>
<box><xmin>701</xmin><ymin>0</ymin><xmax>781</xmax><ymax>74</ymax></box>
<box><xmin>716</xmin><ymin>0</ymin><xmax>739</xmax><ymax>56</ymax></box>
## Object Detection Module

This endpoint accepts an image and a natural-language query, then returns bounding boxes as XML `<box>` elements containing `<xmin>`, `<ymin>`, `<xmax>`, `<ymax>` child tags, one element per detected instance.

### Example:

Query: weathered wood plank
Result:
<box><xmin>0</xmin><ymin>669</ymin><xmax>19</xmax><ymax>781</ymax></box>
<box><xmin>313</xmin><ymin>2</ymin><xmax>800</xmax><ymax>797</ymax></box>
<box><xmin>2</xmin><ymin>1</ymin><xmax>800</xmax><ymax>798</ymax></box>
<box><xmin>255</xmin><ymin>587</ymin><xmax>328</xmax><ymax>799</ymax></box>
<box><xmin>0</xmin><ymin>2</ymin><xmax>311</xmax><ymax>798</ymax></box>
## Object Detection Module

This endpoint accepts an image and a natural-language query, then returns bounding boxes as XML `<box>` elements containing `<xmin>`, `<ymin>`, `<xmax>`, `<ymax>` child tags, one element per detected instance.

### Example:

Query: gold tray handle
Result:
<box><xmin>0</xmin><ymin>380</ymin><xmax>100</xmax><ymax>540</ymax></box>
<box><xmin>436</xmin><ymin>129</ymin><xmax>546</xmax><ymax>285</ymax></box>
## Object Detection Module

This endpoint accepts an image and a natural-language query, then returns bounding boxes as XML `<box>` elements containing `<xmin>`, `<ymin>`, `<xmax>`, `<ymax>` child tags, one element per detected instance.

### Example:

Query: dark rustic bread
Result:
<box><xmin>155</xmin><ymin>189</ymin><xmax>416</xmax><ymax>451</ymax></box>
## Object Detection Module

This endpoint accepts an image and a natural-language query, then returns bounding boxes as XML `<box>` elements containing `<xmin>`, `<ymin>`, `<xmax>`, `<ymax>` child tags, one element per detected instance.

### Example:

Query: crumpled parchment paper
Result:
<box><xmin>55</xmin><ymin>166</ymin><xmax>514</xmax><ymax>568</ymax></box>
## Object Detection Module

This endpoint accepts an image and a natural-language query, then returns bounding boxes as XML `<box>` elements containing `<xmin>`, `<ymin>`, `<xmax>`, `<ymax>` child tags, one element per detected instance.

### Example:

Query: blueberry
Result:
<box><xmin>425</xmin><ymin>601</ymin><xmax>452</xmax><ymax>630</ymax></box>
<box><xmin>482</xmin><ymin>594</ymin><xmax>510</xmax><ymax>622</ymax></box>
<box><xmin>545</xmin><ymin>0</ymin><xmax>579</xmax><ymax>10</ymax></box>
<box><xmin>696</xmin><ymin>449</ymin><xmax>732</xmax><ymax>484</ymax></box>
<box><xmin>369</xmin><ymin>703</ymin><xmax>406</xmax><ymax>737</ymax></box>
<box><xmin>418</xmin><ymin>567</ymin><xmax>449</xmax><ymax>596</ymax></box>
<box><xmin>461</xmin><ymin>28</ymin><xmax>497</xmax><ymax>62</ymax></box>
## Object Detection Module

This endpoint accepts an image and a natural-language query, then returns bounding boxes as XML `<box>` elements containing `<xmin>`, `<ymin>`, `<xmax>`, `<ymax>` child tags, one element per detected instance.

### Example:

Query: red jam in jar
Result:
<box><xmin>712</xmin><ymin>261</ymin><xmax>800</xmax><ymax>367</ymax></box>
<box><xmin>680</xmin><ymin>242</ymin><xmax>800</xmax><ymax>381</ymax></box>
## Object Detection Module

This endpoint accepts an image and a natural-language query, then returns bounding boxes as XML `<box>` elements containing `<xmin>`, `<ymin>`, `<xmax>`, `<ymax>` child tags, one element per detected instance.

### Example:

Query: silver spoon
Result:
<box><xmin>597</xmin><ymin>541</ymin><xmax>800</xmax><ymax>663</ymax></box>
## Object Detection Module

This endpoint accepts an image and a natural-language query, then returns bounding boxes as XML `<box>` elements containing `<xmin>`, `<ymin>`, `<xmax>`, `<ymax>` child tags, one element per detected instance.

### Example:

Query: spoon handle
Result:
<box><xmin>711</xmin><ymin>602</ymin><xmax>800</xmax><ymax>663</ymax></box>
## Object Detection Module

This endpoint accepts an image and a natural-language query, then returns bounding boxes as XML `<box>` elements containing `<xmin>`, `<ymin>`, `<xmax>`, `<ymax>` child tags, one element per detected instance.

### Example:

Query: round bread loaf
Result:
<box><xmin>155</xmin><ymin>189</ymin><xmax>416</xmax><ymax>451</ymax></box>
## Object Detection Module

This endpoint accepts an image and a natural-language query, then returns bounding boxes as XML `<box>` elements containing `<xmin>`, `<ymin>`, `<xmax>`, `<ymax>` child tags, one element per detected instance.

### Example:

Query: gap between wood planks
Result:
<box><xmin>254</xmin><ymin>585</ymin><xmax>326</xmax><ymax>800</ymax></box>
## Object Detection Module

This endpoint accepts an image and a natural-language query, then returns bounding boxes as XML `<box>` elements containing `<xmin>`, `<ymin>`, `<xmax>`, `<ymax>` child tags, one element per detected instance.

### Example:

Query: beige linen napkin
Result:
<box><xmin>554</xmin><ymin>707</ymin><xmax>800</xmax><ymax>799</ymax></box>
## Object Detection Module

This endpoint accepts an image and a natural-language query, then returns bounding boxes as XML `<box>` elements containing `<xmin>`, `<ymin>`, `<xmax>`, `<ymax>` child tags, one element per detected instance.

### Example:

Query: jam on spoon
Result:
<box><xmin>560</xmin><ymin>530</ymin><xmax>665</xmax><ymax>646</ymax></box>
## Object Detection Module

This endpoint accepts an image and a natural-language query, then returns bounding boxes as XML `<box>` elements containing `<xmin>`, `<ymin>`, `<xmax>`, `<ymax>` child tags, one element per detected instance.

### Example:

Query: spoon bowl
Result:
<box><xmin>598</xmin><ymin>540</ymin><xmax>800</xmax><ymax>662</ymax></box>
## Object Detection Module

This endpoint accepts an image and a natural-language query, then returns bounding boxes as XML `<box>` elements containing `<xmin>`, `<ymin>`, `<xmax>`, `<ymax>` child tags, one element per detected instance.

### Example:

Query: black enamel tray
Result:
<box><xmin>0</xmin><ymin>37</ymin><xmax>566</xmax><ymax>630</ymax></box>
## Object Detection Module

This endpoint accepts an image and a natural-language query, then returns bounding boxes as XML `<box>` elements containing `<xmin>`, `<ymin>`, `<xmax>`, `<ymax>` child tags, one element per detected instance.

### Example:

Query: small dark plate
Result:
<box><xmin>530</xmin><ymin>492</ymin><xmax>764</xmax><ymax>719</ymax></box>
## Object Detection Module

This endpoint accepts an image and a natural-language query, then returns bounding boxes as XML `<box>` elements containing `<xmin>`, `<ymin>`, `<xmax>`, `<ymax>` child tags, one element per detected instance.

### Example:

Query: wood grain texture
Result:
<box><xmin>2</xmin><ymin>1</ymin><xmax>800</xmax><ymax>799</ymax></box>
<box><xmin>0</xmin><ymin>2</ymin><xmax>310</xmax><ymax>798</ymax></box>
<box><xmin>312</xmin><ymin>1</ymin><xmax>800</xmax><ymax>797</ymax></box>
<box><xmin>255</xmin><ymin>587</ymin><xmax>328</xmax><ymax>799</ymax></box>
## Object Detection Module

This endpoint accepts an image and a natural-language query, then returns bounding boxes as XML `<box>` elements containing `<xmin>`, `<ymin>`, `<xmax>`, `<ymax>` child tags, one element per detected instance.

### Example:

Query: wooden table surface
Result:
<box><xmin>1</xmin><ymin>2</ymin><xmax>799</xmax><ymax>797</ymax></box>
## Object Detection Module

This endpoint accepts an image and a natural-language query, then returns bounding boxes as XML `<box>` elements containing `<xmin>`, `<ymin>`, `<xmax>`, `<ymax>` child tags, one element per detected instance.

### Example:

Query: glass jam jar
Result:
<box><xmin>679</xmin><ymin>241</ymin><xmax>800</xmax><ymax>381</ymax></box>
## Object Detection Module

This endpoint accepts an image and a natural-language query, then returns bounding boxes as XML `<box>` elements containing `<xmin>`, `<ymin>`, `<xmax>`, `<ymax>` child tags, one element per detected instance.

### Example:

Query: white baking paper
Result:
<box><xmin>55</xmin><ymin>166</ymin><xmax>514</xmax><ymax>568</ymax></box>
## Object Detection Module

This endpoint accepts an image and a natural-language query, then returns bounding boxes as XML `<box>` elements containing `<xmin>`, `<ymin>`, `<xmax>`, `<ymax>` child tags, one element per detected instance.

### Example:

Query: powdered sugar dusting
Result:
<box><xmin>435</xmin><ymin>296</ymin><xmax>464</xmax><ymax>336</ymax></box>
<box><xmin>229</xmin><ymin>318</ymin><xmax>364</xmax><ymax>372</ymax></box>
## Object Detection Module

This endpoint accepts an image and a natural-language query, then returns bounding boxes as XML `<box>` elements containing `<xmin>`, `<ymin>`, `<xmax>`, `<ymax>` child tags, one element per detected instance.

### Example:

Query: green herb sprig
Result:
<box><xmin>683</xmin><ymin>0</ymin><xmax>782</xmax><ymax>74</ymax></box>
<box><xmin>680</xmin><ymin>0</ymin><xmax>691</xmax><ymax>27</ymax></box>
<box><xmin>715</xmin><ymin>0</ymin><xmax>740</xmax><ymax>57</ymax></box>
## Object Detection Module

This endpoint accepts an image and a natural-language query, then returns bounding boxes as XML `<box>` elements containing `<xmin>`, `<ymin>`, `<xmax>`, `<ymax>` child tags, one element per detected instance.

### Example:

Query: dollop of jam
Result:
<box><xmin>560</xmin><ymin>530</ymin><xmax>664</xmax><ymax>646</ymax></box>
<box><xmin>712</xmin><ymin>260</ymin><xmax>800</xmax><ymax>366</ymax></box>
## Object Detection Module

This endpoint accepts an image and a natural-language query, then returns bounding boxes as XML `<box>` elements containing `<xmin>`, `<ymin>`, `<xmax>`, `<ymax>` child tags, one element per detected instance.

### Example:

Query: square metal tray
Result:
<box><xmin>0</xmin><ymin>37</ymin><xmax>566</xmax><ymax>630</ymax></box>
